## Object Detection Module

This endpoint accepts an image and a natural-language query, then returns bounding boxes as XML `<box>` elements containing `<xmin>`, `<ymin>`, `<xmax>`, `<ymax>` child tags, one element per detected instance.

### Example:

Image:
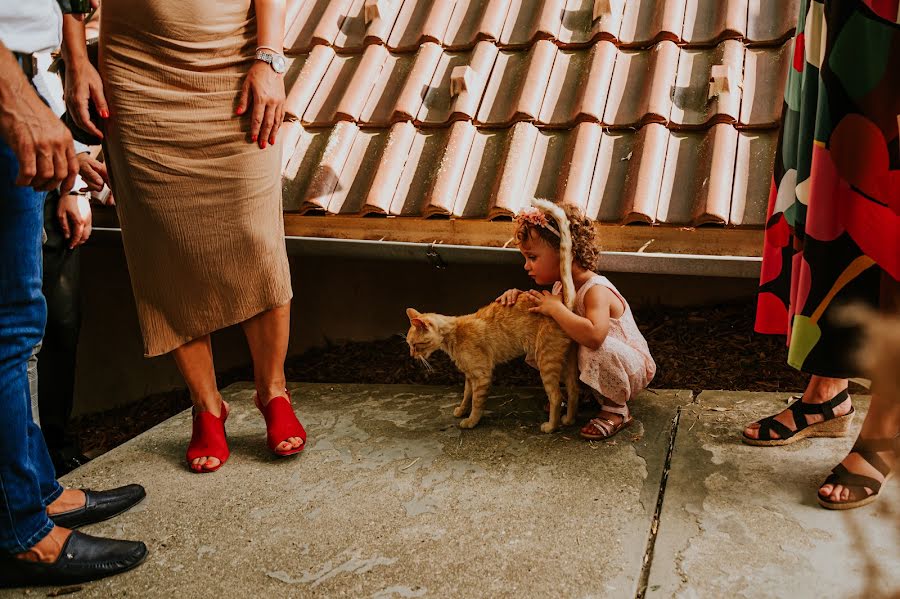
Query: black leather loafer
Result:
<box><xmin>50</xmin><ymin>484</ymin><xmax>146</xmax><ymax>529</ymax></box>
<box><xmin>0</xmin><ymin>530</ymin><xmax>147</xmax><ymax>587</ymax></box>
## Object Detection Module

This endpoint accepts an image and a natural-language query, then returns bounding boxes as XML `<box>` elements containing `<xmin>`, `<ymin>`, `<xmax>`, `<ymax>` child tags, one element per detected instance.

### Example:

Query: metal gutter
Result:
<box><xmin>91</xmin><ymin>228</ymin><xmax>761</xmax><ymax>278</ymax></box>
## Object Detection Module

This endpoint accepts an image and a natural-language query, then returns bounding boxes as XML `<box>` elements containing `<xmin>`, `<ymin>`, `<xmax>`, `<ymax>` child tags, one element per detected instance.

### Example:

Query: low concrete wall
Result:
<box><xmin>72</xmin><ymin>244</ymin><xmax>758</xmax><ymax>415</ymax></box>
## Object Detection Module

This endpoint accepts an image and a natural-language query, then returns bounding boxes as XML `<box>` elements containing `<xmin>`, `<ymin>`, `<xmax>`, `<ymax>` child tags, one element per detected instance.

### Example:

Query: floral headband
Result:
<box><xmin>514</xmin><ymin>206</ymin><xmax>560</xmax><ymax>237</ymax></box>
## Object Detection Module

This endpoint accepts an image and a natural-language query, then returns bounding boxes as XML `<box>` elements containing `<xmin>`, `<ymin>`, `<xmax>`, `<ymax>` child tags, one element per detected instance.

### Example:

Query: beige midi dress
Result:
<box><xmin>99</xmin><ymin>0</ymin><xmax>292</xmax><ymax>357</ymax></box>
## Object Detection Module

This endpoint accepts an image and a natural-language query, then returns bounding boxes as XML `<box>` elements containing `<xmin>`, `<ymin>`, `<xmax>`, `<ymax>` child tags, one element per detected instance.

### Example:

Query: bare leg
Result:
<box><xmin>743</xmin><ymin>375</ymin><xmax>851</xmax><ymax>440</ymax></box>
<box><xmin>241</xmin><ymin>303</ymin><xmax>301</xmax><ymax>452</ymax></box>
<box><xmin>454</xmin><ymin>377</ymin><xmax>473</xmax><ymax>418</ymax></box>
<box><xmin>172</xmin><ymin>334</ymin><xmax>227</xmax><ymax>470</ymax></box>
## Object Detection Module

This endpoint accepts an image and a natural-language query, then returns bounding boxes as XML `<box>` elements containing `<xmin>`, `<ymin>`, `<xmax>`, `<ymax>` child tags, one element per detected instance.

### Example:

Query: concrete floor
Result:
<box><xmin>2</xmin><ymin>384</ymin><xmax>897</xmax><ymax>598</ymax></box>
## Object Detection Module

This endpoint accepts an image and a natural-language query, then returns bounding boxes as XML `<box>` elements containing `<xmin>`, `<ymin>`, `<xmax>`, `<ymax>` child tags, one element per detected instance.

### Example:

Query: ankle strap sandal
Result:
<box><xmin>742</xmin><ymin>389</ymin><xmax>854</xmax><ymax>447</ymax></box>
<box><xmin>818</xmin><ymin>436</ymin><xmax>898</xmax><ymax>510</ymax></box>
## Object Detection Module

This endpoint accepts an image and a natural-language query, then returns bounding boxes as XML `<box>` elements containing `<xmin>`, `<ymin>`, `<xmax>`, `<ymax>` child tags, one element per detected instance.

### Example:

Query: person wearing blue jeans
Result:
<box><xmin>0</xmin><ymin>0</ymin><xmax>148</xmax><ymax>587</ymax></box>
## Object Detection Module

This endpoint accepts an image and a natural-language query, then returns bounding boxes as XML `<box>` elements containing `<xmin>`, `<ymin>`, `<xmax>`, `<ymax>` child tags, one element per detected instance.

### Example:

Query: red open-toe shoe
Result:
<box><xmin>186</xmin><ymin>404</ymin><xmax>230</xmax><ymax>473</ymax></box>
<box><xmin>255</xmin><ymin>390</ymin><xmax>306</xmax><ymax>457</ymax></box>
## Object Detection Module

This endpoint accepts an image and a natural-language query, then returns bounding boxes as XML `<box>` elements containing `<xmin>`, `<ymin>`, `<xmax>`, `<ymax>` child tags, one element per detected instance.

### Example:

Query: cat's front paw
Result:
<box><xmin>453</xmin><ymin>406</ymin><xmax>468</xmax><ymax>418</ymax></box>
<box><xmin>540</xmin><ymin>421</ymin><xmax>558</xmax><ymax>434</ymax></box>
<box><xmin>459</xmin><ymin>418</ymin><xmax>479</xmax><ymax>429</ymax></box>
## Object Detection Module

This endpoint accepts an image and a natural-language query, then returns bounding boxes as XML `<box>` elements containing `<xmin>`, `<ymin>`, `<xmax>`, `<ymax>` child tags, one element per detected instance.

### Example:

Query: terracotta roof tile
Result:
<box><xmin>746</xmin><ymin>0</ymin><xmax>800</xmax><ymax>44</ymax></box>
<box><xmin>670</xmin><ymin>39</ymin><xmax>744</xmax><ymax>128</ymax></box>
<box><xmin>278</xmin><ymin>0</ymin><xmax>795</xmax><ymax>245</ymax></box>
<box><xmin>604</xmin><ymin>41</ymin><xmax>679</xmax><ymax>127</ymax></box>
<box><xmin>657</xmin><ymin>123</ymin><xmax>739</xmax><ymax>225</ymax></box>
<box><xmin>681</xmin><ymin>0</ymin><xmax>748</xmax><ymax>45</ymax></box>
<box><xmin>739</xmin><ymin>41</ymin><xmax>791</xmax><ymax>127</ymax></box>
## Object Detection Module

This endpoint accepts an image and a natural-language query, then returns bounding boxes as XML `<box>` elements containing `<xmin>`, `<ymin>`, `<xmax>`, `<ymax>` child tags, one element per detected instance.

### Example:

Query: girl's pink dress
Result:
<box><xmin>554</xmin><ymin>274</ymin><xmax>656</xmax><ymax>404</ymax></box>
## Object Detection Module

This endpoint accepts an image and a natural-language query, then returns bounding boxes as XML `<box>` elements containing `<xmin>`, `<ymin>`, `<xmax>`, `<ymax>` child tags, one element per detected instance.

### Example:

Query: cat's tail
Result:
<box><xmin>531</xmin><ymin>198</ymin><xmax>575</xmax><ymax>311</ymax></box>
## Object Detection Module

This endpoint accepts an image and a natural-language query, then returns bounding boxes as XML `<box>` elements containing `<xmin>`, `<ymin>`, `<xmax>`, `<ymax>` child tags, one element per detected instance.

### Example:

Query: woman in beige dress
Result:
<box><xmin>62</xmin><ymin>0</ymin><xmax>305</xmax><ymax>472</ymax></box>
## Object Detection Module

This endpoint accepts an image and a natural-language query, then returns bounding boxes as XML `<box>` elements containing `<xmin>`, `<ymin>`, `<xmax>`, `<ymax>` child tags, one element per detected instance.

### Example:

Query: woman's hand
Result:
<box><xmin>495</xmin><ymin>289</ymin><xmax>522</xmax><ymax>306</ymax></box>
<box><xmin>64</xmin><ymin>59</ymin><xmax>108</xmax><ymax>140</ymax></box>
<box><xmin>236</xmin><ymin>61</ymin><xmax>285</xmax><ymax>149</ymax></box>
<box><xmin>76</xmin><ymin>152</ymin><xmax>107</xmax><ymax>191</ymax></box>
<box><xmin>526</xmin><ymin>290</ymin><xmax>564</xmax><ymax>316</ymax></box>
<box><xmin>57</xmin><ymin>192</ymin><xmax>93</xmax><ymax>249</ymax></box>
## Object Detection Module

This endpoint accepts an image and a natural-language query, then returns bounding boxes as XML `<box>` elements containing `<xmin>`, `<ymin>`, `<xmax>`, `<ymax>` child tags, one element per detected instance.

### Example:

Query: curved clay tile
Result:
<box><xmin>324</xmin><ymin>128</ymin><xmax>392</xmax><ymax>214</ymax></box>
<box><xmin>557</xmin><ymin>0</ymin><xmax>624</xmax><ymax>47</ymax></box>
<box><xmin>301</xmin><ymin>121</ymin><xmax>359</xmax><ymax>213</ymax></box>
<box><xmin>388</xmin><ymin>0</ymin><xmax>456</xmax><ymax>51</ymax></box>
<box><xmin>539</xmin><ymin>40</ymin><xmax>617</xmax><ymax>127</ymax></box>
<box><xmin>425</xmin><ymin>121</ymin><xmax>478</xmax><ymax>216</ymax></box>
<box><xmin>417</xmin><ymin>41</ymin><xmax>499</xmax><ymax>125</ymax></box>
<box><xmin>489</xmin><ymin>122</ymin><xmax>539</xmax><ymax>218</ymax></box>
<box><xmin>280</xmin><ymin>122</ymin><xmax>316</xmax><ymax>212</ymax></box>
<box><xmin>286</xmin><ymin>0</ymin><xmax>336</xmax><ymax>54</ymax></box>
<box><xmin>332</xmin><ymin>0</ymin><xmax>406</xmax><ymax>51</ymax></box>
<box><xmin>499</xmin><ymin>0</ymin><xmax>566</xmax><ymax>47</ymax></box>
<box><xmin>383</xmin><ymin>42</ymin><xmax>443</xmax><ymax>123</ymax></box>
<box><xmin>387</xmin><ymin>127</ymin><xmax>454</xmax><ymax>215</ymax></box>
<box><xmin>311</xmin><ymin>0</ymin><xmax>356</xmax><ymax>49</ymax></box>
<box><xmin>560</xmin><ymin>122</ymin><xmax>603</xmax><ymax>209</ymax></box>
<box><xmin>522</xmin><ymin>128</ymin><xmax>575</xmax><ymax>203</ymax></box>
<box><xmin>587</xmin><ymin>124</ymin><xmax>669</xmax><ymax>224</ymax></box>
<box><xmin>670</xmin><ymin>39</ymin><xmax>744</xmax><ymax>128</ymax></box>
<box><xmin>302</xmin><ymin>52</ymin><xmax>365</xmax><ymax>126</ymax></box>
<box><xmin>284</xmin><ymin>48</ymin><xmax>335</xmax><ymax>121</ymax></box>
<box><xmin>477</xmin><ymin>39</ymin><xmax>557</xmax><ymax>126</ymax></box>
<box><xmin>363</xmin><ymin>121</ymin><xmax>416</xmax><ymax>214</ymax></box>
<box><xmin>746</xmin><ymin>0</ymin><xmax>800</xmax><ymax>44</ymax></box>
<box><xmin>739</xmin><ymin>41</ymin><xmax>791</xmax><ymax>128</ymax></box>
<box><xmin>657</xmin><ymin>123</ymin><xmax>739</xmax><ymax>225</ymax></box>
<box><xmin>454</xmin><ymin>128</ymin><xmax>516</xmax><ymax>218</ymax></box>
<box><xmin>681</xmin><ymin>0</ymin><xmax>748</xmax><ymax>46</ymax></box>
<box><xmin>334</xmin><ymin>44</ymin><xmax>390</xmax><ymax>122</ymax></box>
<box><xmin>604</xmin><ymin>41</ymin><xmax>679</xmax><ymax>127</ymax></box>
<box><xmin>444</xmin><ymin>0</ymin><xmax>514</xmax><ymax>50</ymax></box>
<box><xmin>618</xmin><ymin>0</ymin><xmax>685</xmax><ymax>47</ymax></box>
<box><xmin>359</xmin><ymin>52</ymin><xmax>418</xmax><ymax>126</ymax></box>
<box><xmin>730</xmin><ymin>130</ymin><xmax>778</xmax><ymax>226</ymax></box>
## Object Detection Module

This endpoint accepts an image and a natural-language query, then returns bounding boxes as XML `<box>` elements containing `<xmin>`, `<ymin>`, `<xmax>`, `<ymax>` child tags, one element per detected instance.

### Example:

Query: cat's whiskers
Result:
<box><xmin>417</xmin><ymin>355</ymin><xmax>435</xmax><ymax>373</ymax></box>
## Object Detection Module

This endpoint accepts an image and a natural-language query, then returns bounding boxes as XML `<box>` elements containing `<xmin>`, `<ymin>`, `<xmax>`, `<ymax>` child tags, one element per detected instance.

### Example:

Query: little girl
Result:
<box><xmin>497</xmin><ymin>203</ymin><xmax>656</xmax><ymax>440</ymax></box>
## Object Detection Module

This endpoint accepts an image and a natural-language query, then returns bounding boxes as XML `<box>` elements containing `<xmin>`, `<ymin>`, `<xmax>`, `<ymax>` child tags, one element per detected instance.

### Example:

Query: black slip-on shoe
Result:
<box><xmin>0</xmin><ymin>530</ymin><xmax>148</xmax><ymax>588</ymax></box>
<box><xmin>50</xmin><ymin>484</ymin><xmax>146</xmax><ymax>529</ymax></box>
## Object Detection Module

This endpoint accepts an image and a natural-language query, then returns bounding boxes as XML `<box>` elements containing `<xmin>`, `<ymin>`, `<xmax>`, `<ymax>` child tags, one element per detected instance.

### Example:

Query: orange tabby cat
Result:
<box><xmin>405</xmin><ymin>301</ymin><xmax>579</xmax><ymax>432</ymax></box>
<box><xmin>405</xmin><ymin>199</ymin><xmax>579</xmax><ymax>433</ymax></box>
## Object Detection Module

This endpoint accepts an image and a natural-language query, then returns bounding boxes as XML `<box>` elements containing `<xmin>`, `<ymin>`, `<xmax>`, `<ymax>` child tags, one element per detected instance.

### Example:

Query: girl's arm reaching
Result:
<box><xmin>526</xmin><ymin>286</ymin><xmax>612</xmax><ymax>350</ymax></box>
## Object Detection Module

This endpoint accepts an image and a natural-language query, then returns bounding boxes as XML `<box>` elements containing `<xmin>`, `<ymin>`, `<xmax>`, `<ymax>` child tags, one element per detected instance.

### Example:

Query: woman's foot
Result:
<box><xmin>580</xmin><ymin>403</ymin><xmax>632</xmax><ymax>440</ymax></box>
<box><xmin>818</xmin><ymin>436</ymin><xmax>897</xmax><ymax>509</ymax></box>
<box><xmin>14</xmin><ymin>525</ymin><xmax>72</xmax><ymax>563</ymax></box>
<box><xmin>743</xmin><ymin>377</ymin><xmax>852</xmax><ymax>444</ymax></box>
<box><xmin>186</xmin><ymin>399</ymin><xmax>230</xmax><ymax>473</ymax></box>
<box><xmin>255</xmin><ymin>390</ymin><xmax>305</xmax><ymax>456</ymax></box>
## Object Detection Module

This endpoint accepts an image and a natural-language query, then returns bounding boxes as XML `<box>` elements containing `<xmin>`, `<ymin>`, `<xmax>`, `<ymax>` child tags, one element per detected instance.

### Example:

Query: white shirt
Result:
<box><xmin>0</xmin><ymin>0</ymin><xmax>63</xmax><ymax>54</ymax></box>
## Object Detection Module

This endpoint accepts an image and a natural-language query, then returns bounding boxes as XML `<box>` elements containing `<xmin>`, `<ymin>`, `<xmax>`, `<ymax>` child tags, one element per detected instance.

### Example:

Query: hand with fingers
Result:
<box><xmin>76</xmin><ymin>152</ymin><xmax>107</xmax><ymax>192</ymax></box>
<box><xmin>236</xmin><ymin>61</ymin><xmax>285</xmax><ymax>149</ymax></box>
<box><xmin>0</xmin><ymin>78</ymin><xmax>79</xmax><ymax>193</ymax></box>
<box><xmin>526</xmin><ymin>289</ymin><xmax>565</xmax><ymax>316</ymax></box>
<box><xmin>57</xmin><ymin>192</ymin><xmax>93</xmax><ymax>249</ymax></box>
<box><xmin>495</xmin><ymin>288</ymin><xmax>522</xmax><ymax>306</ymax></box>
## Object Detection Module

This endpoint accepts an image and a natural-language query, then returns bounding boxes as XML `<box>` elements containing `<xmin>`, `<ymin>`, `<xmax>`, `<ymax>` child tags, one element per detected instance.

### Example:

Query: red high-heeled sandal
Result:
<box><xmin>255</xmin><ymin>390</ymin><xmax>306</xmax><ymax>457</ymax></box>
<box><xmin>185</xmin><ymin>405</ymin><xmax>230</xmax><ymax>473</ymax></box>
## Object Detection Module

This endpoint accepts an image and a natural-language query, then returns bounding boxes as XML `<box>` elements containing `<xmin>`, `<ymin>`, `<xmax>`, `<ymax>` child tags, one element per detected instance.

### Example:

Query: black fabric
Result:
<box><xmin>37</xmin><ymin>191</ymin><xmax>84</xmax><ymax>473</ymax></box>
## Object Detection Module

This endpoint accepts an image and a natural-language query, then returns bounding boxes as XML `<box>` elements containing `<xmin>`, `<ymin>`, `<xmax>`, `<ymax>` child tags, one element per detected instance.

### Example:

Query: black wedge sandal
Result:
<box><xmin>742</xmin><ymin>389</ymin><xmax>854</xmax><ymax>447</ymax></box>
<box><xmin>818</xmin><ymin>436</ymin><xmax>898</xmax><ymax>510</ymax></box>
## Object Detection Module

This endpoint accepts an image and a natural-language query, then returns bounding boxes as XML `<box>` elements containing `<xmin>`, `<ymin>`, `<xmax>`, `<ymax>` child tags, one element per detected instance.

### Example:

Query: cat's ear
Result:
<box><xmin>406</xmin><ymin>308</ymin><xmax>422</xmax><ymax>321</ymax></box>
<box><xmin>411</xmin><ymin>318</ymin><xmax>428</xmax><ymax>331</ymax></box>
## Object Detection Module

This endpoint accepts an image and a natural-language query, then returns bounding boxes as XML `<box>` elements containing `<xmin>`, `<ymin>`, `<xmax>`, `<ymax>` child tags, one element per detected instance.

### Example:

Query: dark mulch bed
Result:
<box><xmin>74</xmin><ymin>299</ymin><xmax>813</xmax><ymax>456</ymax></box>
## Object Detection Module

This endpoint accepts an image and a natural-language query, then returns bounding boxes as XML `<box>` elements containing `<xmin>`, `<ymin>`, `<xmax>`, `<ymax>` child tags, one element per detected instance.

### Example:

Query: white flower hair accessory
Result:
<box><xmin>514</xmin><ymin>205</ymin><xmax>560</xmax><ymax>237</ymax></box>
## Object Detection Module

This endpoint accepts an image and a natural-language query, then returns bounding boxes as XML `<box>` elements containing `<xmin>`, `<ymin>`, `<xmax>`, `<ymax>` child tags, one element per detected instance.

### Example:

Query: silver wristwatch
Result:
<box><xmin>255</xmin><ymin>49</ymin><xmax>287</xmax><ymax>74</ymax></box>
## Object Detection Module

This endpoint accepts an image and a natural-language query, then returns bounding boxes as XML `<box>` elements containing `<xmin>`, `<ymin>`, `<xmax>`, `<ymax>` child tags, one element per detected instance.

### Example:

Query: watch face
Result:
<box><xmin>272</xmin><ymin>54</ymin><xmax>287</xmax><ymax>74</ymax></box>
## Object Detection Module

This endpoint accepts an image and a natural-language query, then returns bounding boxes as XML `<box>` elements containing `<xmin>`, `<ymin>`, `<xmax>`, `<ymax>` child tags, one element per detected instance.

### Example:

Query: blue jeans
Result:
<box><xmin>0</xmin><ymin>138</ymin><xmax>62</xmax><ymax>554</ymax></box>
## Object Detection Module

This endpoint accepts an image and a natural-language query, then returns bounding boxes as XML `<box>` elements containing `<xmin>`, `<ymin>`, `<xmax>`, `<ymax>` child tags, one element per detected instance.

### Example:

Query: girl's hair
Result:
<box><xmin>514</xmin><ymin>202</ymin><xmax>600</xmax><ymax>271</ymax></box>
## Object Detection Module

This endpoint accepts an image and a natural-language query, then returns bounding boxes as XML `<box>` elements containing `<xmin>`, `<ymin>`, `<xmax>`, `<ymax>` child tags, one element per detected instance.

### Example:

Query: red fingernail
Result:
<box><xmin>101</xmin><ymin>110</ymin><xmax>109</xmax><ymax>118</ymax></box>
<box><xmin>251</xmin><ymin>134</ymin><xmax>257</xmax><ymax>141</ymax></box>
<box><xmin>236</xmin><ymin>107</ymin><xmax>244</xmax><ymax>115</ymax></box>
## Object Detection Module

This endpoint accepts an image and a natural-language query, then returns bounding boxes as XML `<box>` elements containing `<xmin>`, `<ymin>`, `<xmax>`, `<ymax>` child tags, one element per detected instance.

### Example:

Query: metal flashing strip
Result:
<box><xmin>90</xmin><ymin>228</ymin><xmax>762</xmax><ymax>278</ymax></box>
